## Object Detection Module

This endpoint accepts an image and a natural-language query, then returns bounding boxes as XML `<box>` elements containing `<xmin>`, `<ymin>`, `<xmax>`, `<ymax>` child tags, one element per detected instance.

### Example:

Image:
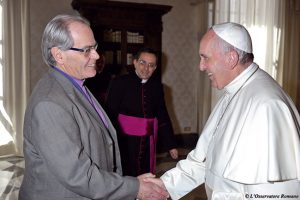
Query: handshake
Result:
<box><xmin>136</xmin><ymin>173</ymin><xmax>169</xmax><ymax>200</ymax></box>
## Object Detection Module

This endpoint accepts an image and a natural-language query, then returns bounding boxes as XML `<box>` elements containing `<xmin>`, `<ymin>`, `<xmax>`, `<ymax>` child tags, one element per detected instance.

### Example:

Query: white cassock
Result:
<box><xmin>161</xmin><ymin>63</ymin><xmax>300</xmax><ymax>200</ymax></box>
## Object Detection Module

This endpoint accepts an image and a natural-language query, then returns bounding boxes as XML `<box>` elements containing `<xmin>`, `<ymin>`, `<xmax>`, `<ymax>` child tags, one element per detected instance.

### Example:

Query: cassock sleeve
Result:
<box><xmin>160</xmin><ymin>142</ymin><xmax>206</xmax><ymax>199</ymax></box>
<box><xmin>106</xmin><ymin>78</ymin><xmax>123</xmax><ymax>130</ymax></box>
<box><xmin>156</xmin><ymin>83</ymin><xmax>177</xmax><ymax>152</ymax></box>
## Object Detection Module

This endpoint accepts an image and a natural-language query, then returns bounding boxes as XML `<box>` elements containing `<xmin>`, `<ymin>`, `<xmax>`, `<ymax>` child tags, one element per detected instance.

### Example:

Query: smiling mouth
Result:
<box><xmin>88</xmin><ymin>63</ymin><xmax>96</xmax><ymax>67</ymax></box>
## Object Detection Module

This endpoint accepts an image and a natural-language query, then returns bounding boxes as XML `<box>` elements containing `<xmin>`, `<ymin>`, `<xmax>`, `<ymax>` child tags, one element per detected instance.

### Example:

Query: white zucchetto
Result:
<box><xmin>212</xmin><ymin>22</ymin><xmax>253</xmax><ymax>53</ymax></box>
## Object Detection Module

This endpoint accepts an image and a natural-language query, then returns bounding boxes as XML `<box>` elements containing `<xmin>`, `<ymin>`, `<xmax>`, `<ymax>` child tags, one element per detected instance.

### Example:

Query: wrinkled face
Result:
<box><xmin>55</xmin><ymin>21</ymin><xmax>99</xmax><ymax>80</ymax></box>
<box><xmin>199</xmin><ymin>30</ymin><xmax>230</xmax><ymax>90</ymax></box>
<box><xmin>133</xmin><ymin>52</ymin><xmax>157</xmax><ymax>80</ymax></box>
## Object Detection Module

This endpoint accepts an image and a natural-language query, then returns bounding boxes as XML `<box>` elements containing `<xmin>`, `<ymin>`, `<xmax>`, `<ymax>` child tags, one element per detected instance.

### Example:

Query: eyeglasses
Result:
<box><xmin>69</xmin><ymin>43</ymin><xmax>98</xmax><ymax>55</ymax></box>
<box><xmin>138</xmin><ymin>59</ymin><xmax>157</xmax><ymax>69</ymax></box>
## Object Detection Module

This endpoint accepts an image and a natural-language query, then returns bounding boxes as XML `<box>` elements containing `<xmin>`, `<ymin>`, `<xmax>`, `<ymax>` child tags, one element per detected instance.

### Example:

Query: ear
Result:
<box><xmin>133</xmin><ymin>59</ymin><xmax>138</xmax><ymax>69</ymax></box>
<box><xmin>133</xmin><ymin>58</ymin><xmax>138</xmax><ymax>65</ymax></box>
<box><xmin>50</xmin><ymin>47</ymin><xmax>64</xmax><ymax>65</ymax></box>
<box><xmin>226</xmin><ymin>50</ymin><xmax>239</xmax><ymax>70</ymax></box>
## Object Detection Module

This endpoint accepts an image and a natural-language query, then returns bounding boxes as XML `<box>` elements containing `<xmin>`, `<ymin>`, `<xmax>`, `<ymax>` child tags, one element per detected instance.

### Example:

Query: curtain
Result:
<box><xmin>211</xmin><ymin>0</ymin><xmax>285</xmax><ymax>106</ymax></box>
<box><xmin>1</xmin><ymin>0</ymin><xmax>30</xmax><ymax>156</ymax></box>
<box><xmin>281</xmin><ymin>0</ymin><xmax>300</xmax><ymax>109</ymax></box>
<box><xmin>195</xmin><ymin>0</ymin><xmax>212</xmax><ymax>133</ymax></box>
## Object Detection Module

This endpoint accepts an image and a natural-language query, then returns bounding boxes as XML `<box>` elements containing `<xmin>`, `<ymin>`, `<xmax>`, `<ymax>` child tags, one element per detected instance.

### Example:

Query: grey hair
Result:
<box><xmin>41</xmin><ymin>14</ymin><xmax>90</xmax><ymax>67</ymax></box>
<box><xmin>213</xmin><ymin>31</ymin><xmax>254</xmax><ymax>64</ymax></box>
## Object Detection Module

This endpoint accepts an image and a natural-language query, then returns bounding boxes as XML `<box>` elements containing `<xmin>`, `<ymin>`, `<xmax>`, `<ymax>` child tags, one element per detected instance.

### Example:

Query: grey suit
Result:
<box><xmin>19</xmin><ymin>68</ymin><xmax>138</xmax><ymax>200</ymax></box>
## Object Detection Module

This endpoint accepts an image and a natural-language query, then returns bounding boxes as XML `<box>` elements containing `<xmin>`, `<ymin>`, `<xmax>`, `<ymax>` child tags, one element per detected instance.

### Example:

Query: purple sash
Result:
<box><xmin>118</xmin><ymin>114</ymin><xmax>158</xmax><ymax>173</ymax></box>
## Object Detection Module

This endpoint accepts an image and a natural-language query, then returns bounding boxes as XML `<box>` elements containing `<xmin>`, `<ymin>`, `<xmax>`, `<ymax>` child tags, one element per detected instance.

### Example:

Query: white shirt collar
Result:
<box><xmin>224</xmin><ymin>62</ymin><xmax>258</xmax><ymax>95</ymax></box>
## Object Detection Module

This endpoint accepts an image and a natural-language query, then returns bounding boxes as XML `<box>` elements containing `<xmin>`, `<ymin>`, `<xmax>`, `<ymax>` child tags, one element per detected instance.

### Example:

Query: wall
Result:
<box><xmin>162</xmin><ymin>1</ymin><xmax>201</xmax><ymax>134</ymax></box>
<box><xmin>29</xmin><ymin>0</ymin><xmax>207</xmax><ymax>135</ymax></box>
<box><xmin>30</xmin><ymin>0</ymin><xmax>76</xmax><ymax>88</ymax></box>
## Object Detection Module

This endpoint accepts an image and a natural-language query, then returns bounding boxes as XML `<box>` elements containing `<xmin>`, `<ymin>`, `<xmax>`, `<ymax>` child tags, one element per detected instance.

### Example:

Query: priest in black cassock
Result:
<box><xmin>106</xmin><ymin>47</ymin><xmax>178</xmax><ymax>177</ymax></box>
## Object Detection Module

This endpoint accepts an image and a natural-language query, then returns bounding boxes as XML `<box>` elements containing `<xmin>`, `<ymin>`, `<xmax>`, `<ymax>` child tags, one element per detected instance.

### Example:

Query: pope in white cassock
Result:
<box><xmin>153</xmin><ymin>22</ymin><xmax>300</xmax><ymax>199</ymax></box>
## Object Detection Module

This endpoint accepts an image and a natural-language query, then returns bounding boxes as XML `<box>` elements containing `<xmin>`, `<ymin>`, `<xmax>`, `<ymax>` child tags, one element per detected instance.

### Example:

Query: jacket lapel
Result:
<box><xmin>49</xmin><ymin>68</ymin><xmax>105</xmax><ymax>128</ymax></box>
<box><xmin>49</xmin><ymin>68</ymin><xmax>122</xmax><ymax>172</ymax></box>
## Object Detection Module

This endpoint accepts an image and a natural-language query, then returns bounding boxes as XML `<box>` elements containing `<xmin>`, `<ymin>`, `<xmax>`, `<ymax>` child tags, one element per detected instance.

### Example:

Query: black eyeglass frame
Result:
<box><xmin>137</xmin><ymin>59</ymin><xmax>157</xmax><ymax>69</ymax></box>
<box><xmin>69</xmin><ymin>43</ymin><xmax>98</xmax><ymax>54</ymax></box>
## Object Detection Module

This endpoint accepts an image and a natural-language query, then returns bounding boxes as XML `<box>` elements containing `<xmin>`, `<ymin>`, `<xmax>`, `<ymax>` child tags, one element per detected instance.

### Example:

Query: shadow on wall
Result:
<box><xmin>160</xmin><ymin>52</ymin><xmax>180</xmax><ymax>134</ymax></box>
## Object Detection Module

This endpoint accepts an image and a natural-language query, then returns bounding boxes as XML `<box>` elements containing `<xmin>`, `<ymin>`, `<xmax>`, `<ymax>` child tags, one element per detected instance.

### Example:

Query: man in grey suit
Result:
<box><xmin>19</xmin><ymin>14</ymin><xmax>169</xmax><ymax>200</ymax></box>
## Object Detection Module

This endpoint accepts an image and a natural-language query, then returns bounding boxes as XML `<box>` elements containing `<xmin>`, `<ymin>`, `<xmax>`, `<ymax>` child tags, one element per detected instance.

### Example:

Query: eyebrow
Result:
<box><xmin>80</xmin><ymin>43</ymin><xmax>97</xmax><ymax>48</ymax></box>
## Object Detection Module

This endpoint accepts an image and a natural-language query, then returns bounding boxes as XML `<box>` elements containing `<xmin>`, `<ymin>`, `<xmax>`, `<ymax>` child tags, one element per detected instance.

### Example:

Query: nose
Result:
<box><xmin>90</xmin><ymin>49</ymin><xmax>100</xmax><ymax>60</ymax></box>
<box><xmin>199</xmin><ymin>60</ymin><xmax>206</xmax><ymax>71</ymax></box>
<box><xmin>144</xmin><ymin>65</ymin><xmax>150</xmax><ymax>71</ymax></box>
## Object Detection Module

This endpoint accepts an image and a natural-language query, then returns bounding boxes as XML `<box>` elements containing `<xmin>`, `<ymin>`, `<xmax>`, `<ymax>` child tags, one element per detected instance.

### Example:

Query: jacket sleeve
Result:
<box><xmin>31</xmin><ymin>100</ymin><xmax>139</xmax><ymax>200</ymax></box>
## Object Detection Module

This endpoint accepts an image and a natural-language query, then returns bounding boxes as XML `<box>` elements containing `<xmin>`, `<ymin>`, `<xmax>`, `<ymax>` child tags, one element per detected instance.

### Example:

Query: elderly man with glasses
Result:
<box><xmin>19</xmin><ymin>14</ymin><xmax>169</xmax><ymax>200</ymax></box>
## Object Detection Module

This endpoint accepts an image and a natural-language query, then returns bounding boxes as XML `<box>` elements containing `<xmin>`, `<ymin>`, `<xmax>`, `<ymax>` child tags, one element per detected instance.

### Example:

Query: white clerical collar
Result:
<box><xmin>141</xmin><ymin>79</ymin><xmax>148</xmax><ymax>83</ymax></box>
<box><xmin>224</xmin><ymin>62</ymin><xmax>258</xmax><ymax>95</ymax></box>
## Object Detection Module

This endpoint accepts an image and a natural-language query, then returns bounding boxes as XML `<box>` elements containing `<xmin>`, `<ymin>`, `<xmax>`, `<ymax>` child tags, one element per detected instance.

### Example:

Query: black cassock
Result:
<box><xmin>106</xmin><ymin>72</ymin><xmax>177</xmax><ymax>176</ymax></box>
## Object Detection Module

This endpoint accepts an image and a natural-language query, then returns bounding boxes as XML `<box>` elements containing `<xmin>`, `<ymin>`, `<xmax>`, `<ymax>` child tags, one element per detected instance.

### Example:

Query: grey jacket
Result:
<box><xmin>19</xmin><ymin>68</ymin><xmax>138</xmax><ymax>200</ymax></box>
